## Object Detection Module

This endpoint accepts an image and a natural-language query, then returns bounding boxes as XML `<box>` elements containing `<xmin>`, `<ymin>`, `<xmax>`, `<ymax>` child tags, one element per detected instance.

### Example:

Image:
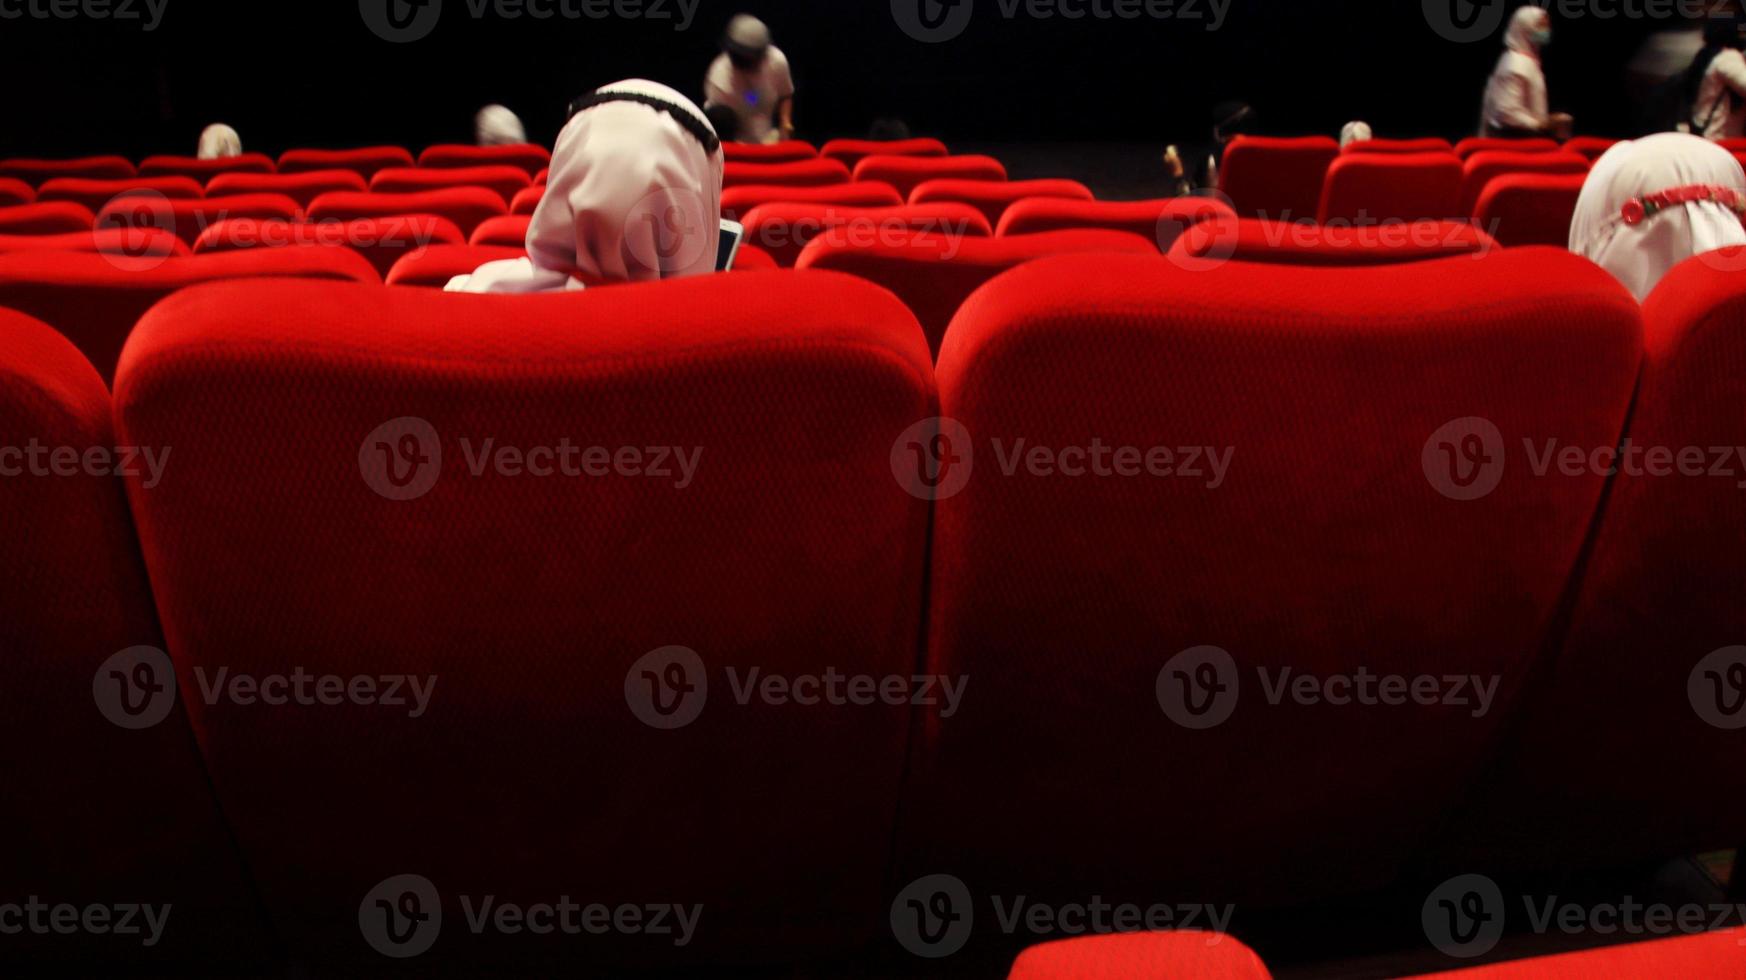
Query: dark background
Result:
<box><xmin>0</xmin><ymin>0</ymin><xmax>1710</xmax><ymax>159</ymax></box>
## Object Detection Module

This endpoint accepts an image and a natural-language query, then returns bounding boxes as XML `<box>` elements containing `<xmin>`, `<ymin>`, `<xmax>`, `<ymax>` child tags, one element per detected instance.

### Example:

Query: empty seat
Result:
<box><xmin>899</xmin><ymin>248</ymin><xmax>1641</xmax><ymax>912</ymax></box>
<box><xmin>370</xmin><ymin>165</ymin><xmax>531</xmax><ymax>205</ymax></box>
<box><xmin>1219</xmin><ymin>135</ymin><xmax>1340</xmax><ymax>221</ymax></box>
<box><xmin>909</xmin><ymin>178</ymin><xmax>1094</xmax><ymax>227</ymax></box>
<box><xmin>722</xmin><ymin>140</ymin><xmax>818</xmax><ymax>163</ymax></box>
<box><xmin>193</xmin><ymin>216</ymin><xmax>465</xmax><ymax>278</ymax></box>
<box><xmin>744</xmin><ymin>202</ymin><xmax>992</xmax><ymax>268</ymax></box>
<box><xmin>277</xmin><ymin>146</ymin><xmax>416</xmax><ymax>179</ymax></box>
<box><xmin>307</xmin><ymin>187</ymin><xmax>506</xmax><ymax>237</ymax></box>
<box><xmin>36</xmin><ymin>176</ymin><xmax>204</xmax><ymax>214</ymax></box>
<box><xmin>722</xmin><ymin>158</ymin><xmax>853</xmax><ymax>190</ymax></box>
<box><xmin>852</xmin><ymin>155</ymin><xmax>1007</xmax><ymax>199</ymax></box>
<box><xmin>206</xmin><ymin>169</ymin><xmax>368</xmax><ymax>208</ymax></box>
<box><xmin>0</xmin><ymin>177</ymin><xmax>34</xmax><ymax>207</ymax></box>
<box><xmin>469</xmin><ymin>213</ymin><xmax>530</xmax><ymax>247</ymax></box>
<box><xmin>1008</xmin><ymin>933</ymin><xmax>1272</xmax><ymax>980</ymax></box>
<box><xmin>0</xmin><ymin>227</ymin><xmax>188</xmax><ymax>259</ymax></box>
<box><xmin>417</xmin><ymin>142</ymin><xmax>551</xmax><ymax>176</ymax></box>
<box><xmin>1458</xmin><ymin>151</ymin><xmax>1589</xmax><ymax>217</ymax></box>
<box><xmin>1454</xmin><ymin>136</ymin><xmax>1560</xmax><ymax>159</ymax></box>
<box><xmin>0</xmin><ymin>155</ymin><xmax>136</xmax><ymax>185</ymax></box>
<box><xmin>995</xmin><ymin>196</ymin><xmax>1237</xmax><ymax>251</ymax></box>
<box><xmin>1318</xmin><ymin>152</ymin><xmax>1464</xmax><ymax>225</ymax></box>
<box><xmin>137</xmin><ymin>153</ymin><xmax>278</xmax><ymax>181</ymax></box>
<box><xmin>1343</xmin><ymin>137</ymin><xmax>1456</xmax><ymax>155</ymax></box>
<box><xmin>1411</xmin><ymin>928</ymin><xmax>1746</xmax><ymax>978</ymax></box>
<box><xmin>799</xmin><ymin>228</ymin><xmax>1155</xmax><ymax>355</ymax></box>
<box><xmin>1169</xmin><ymin>217</ymin><xmax>1497</xmax><ymax>266</ymax></box>
<box><xmin>0</xmin><ymin>201</ymin><xmax>97</xmax><ymax>235</ymax></box>
<box><xmin>510</xmin><ymin>184</ymin><xmax>545</xmax><ymax>215</ymax></box>
<box><xmin>111</xmin><ymin>269</ymin><xmax>932</xmax><ymax>971</ymax></box>
<box><xmin>1472</xmin><ymin>172</ymin><xmax>1587</xmax><ymax>247</ymax></box>
<box><xmin>0</xmin><ymin>246</ymin><xmax>378</xmax><ymax>381</ymax></box>
<box><xmin>384</xmin><ymin>243</ymin><xmax>525</xmax><ymax>287</ymax></box>
<box><xmin>820</xmin><ymin>137</ymin><xmax>949</xmax><ymax>170</ymax></box>
<box><xmin>719</xmin><ymin>181</ymin><xmax>904</xmax><ymax>222</ymax></box>
<box><xmin>1561</xmin><ymin>136</ymin><xmax>1619</xmax><ymax>161</ymax></box>
<box><xmin>95</xmin><ymin>193</ymin><xmax>302</xmax><ymax>245</ymax></box>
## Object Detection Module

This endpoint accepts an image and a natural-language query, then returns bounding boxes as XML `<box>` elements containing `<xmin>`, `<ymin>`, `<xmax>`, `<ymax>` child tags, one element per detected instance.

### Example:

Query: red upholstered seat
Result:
<box><xmin>0</xmin><ymin>308</ymin><xmax>262</xmax><ymax>971</ymax></box>
<box><xmin>909</xmin><ymin>178</ymin><xmax>1094</xmax><ymax>227</ymax></box>
<box><xmin>852</xmin><ymin>155</ymin><xmax>1007</xmax><ymax>199</ymax></box>
<box><xmin>1561</xmin><ymin>136</ymin><xmax>1619</xmax><ymax>162</ymax></box>
<box><xmin>0</xmin><ymin>155</ymin><xmax>136</xmax><ymax>185</ymax></box>
<box><xmin>417</xmin><ymin>143</ymin><xmax>551</xmax><ymax>176</ymax></box>
<box><xmin>743</xmin><ymin>201</ymin><xmax>992</xmax><ymax>268</ymax></box>
<box><xmin>1219</xmin><ymin>135</ymin><xmax>1339</xmax><ymax>221</ymax></box>
<box><xmin>1008</xmin><ymin>932</ymin><xmax>1273</xmax><ymax>980</ymax></box>
<box><xmin>1170</xmin><ymin>217</ymin><xmax>1497</xmax><ymax>266</ymax></box>
<box><xmin>722</xmin><ymin>158</ymin><xmax>853</xmax><ymax>189</ymax></box>
<box><xmin>995</xmin><ymin>196</ymin><xmax>1236</xmax><ymax>251</ymax></box>
<box><xmin>535</xmin><ymin>166</ymin><xmax>549</xmax><ymax>184</ymax></box>
<box><xmin>111</xmin><ymin>269</ymin><xmax>933</xmax><ymax>971</ymax></box>
<box><xmin>0</xmin><ymin>228</ymin><xmax>188</xmax><ymax>259</ymax></box>
<box><xmin>720</xmin><ymin>181</ymin><xmax>903</xmax><ymax>222</ymax></box>
<box><xmin>1473</xmin><ymin>172</ymin><xmax>1587</xmax><ymax>247</ymax></box>
<box><xmin>900</xmin><ymin>248</ymin><xmax>1641</xmax><ymax>911</ymax></box>
<box><xmin>193</xmin><ymin>216</ymin><xmax>464</xmax><ymax>277</ymax></box>
<box><xmin>137</xmin><ymin>153</ymin><xmax>277</xmax><ymax>180</ymax></box>
<box><xmin>821</xmin><ymin>137</ymin><xmax>949</xmax><ymax>170</ymax></box>
<box><xmin>277</xmin><ymin>146</ymin><xmax>416</xmax><ymax>179</ymax></box>
<box><xmin>370</xmin><ymin>165</ymin><xmax>531</xmax><ymax>205</ymax></box>
<box><xmin>385</xmin><ymin>243</ymin><xmax>526</xmax><ymax>287</ymax></box>
<box><xmin>722</xmin><ymin>140</ymin><xmax>819</xmax><ymax>163</ymax></box>
<box><xmin>0</xmin><ymin>177</ymin><xmax>35</xmax><ymax>207</ymax></box>
<box><xmin>206</xmin><ymin>169</ymin><xmax>368</xmax><ymax>209</ymax></box>
<box><xmin>95</xmin><ymin>193</ymin><xmax>302</xmax><ymax>245</ymax></box>
<box><xmin>798</xmin><ymin>228</ymin><xmax>1156</xmax><ymax>356</ymax></box>
<box><xmin>36</xmin><ymin>176</ymin><xmax>204</xmax><ymax>214</ymax></box>
<box><xmin>1343</xmin><ymin>137</ymin><xmax>1456</xmax><ymax>155</ymax></box>
<box><xmin>0</xmin><ymin>246</ymin><xmax>378</xmax><ymax>382</ymax></box>
<box><xmin>733</xmin><ymin>242</ymin><xmax>777</xmax><ymax>270</ymax></box>
<box><xmin>307</xmin><ymin>187</ymin><xmax>506</xmax><ymax>237</ymax></box>
<box><xmin>1718</xmin><ymin>137</ymin><xmax>1746</xmax><ymax>153</ymax></box>
<box><xmin>1411</xmin><ymin>929</ymin><xmax>1746</xmax><ymax>978</ymax></box>
<box><xmin>468</xmin><ymin>213</ymin><xmax>530</xmax><ymax>247</ymax></box>
<box><xmin>510</xmin><ymin>184</ymin><xmax>545</xmax><ymax>215</ymax></box>
<box><xmin>1318</xmin><ymin>152</ymin><xmax>1464</xmax><ymax>224</ymax></box>
<box><xmin>0</xmin><ymin>201</ymin><xmax>97</xmax><ymax>235</ymax></box>
<box><xmin>1454</xmin><ymin>136</ymin><xmax>1560</xmax><ymax>159</ymax></box>
<box><xmin>1459</xmin><ymin>151</ymin><xmax>1589</xmax><ymax>217</ymax></box>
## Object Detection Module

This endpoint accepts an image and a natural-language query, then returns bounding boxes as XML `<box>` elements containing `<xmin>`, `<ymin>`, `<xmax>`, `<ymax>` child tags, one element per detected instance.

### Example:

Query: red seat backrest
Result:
<box><xmin>908</xmin><ymin>178</ymin><xmax>1094</xmax><ymax>227</ymax></box>
<box><xmin>370</xmin><ymin>165</ymin><xmax>531</xmax><ymax>205</ymax></box>
<box><xmin>742</xmin><ymin>201</ymin><xmax>992</xmax><ymax>268</ymax></box>
<box><xmin>95</xmin><ymin>193</ymin><xmax>302</xmax><ymax>245</ymax></box>
<box><xmin>1170</xmin><ymin>217</ymin><xmax>1497</xmax><ymax>266</ymax></box>
<box><xmin>852</xmin><ymin>155</ymin><xmax>1007</xmax><ymax>199</ymax></box>
<box><xmin>0</xmin><ymin>177</ymin><xmax>35</xmax><ymax>208</ymax></box>
<box><xmin>1561</xmin><ymin>136</ymin><xmax>1619</xmax><ymax>162</ymax></box>
<box><xmin>137</xmin><ymin>153</ymin><xmax>278</xmax><ymax>181</ymax></box>
<box><xmin>0</xmin><ymin>228</ymin><xmax>187</xmax><ymax>259</ymax></box>
<box><xmin>0</xmin><ymin>201</ymin><xmax>97</xmax><ymax>235</ymax></box>
<box><xmin>193</xmin><ymin>216</ymin><xmax>464</xmax><ymax>278</ymax></box>
<box><xmin>510</xmin><ymin>185</ymin><xmax>545</xmax><ymax>215</ymax></box>
<box><xmin>307</xmin><ymin>187</ymin><xmax>507</xmax><ymax>237</ymax></box>
<box><xmin>722</xmin><ymin>158</ymin><xmax>853</xmax><ymax>190</ymax></box>
<box><xmin>1219</xmin><ymin>136</ymin><xmax>1340</xmax><ymax>221</ymax></box>
<box><xmin>206</xmin><ymin>170</ymin><xmax>369</xmax><ymax>209</ymax></box>
<box><xmin>719</xmin><ymin>181</ymin><xmax>903</xmax><ymax>222</ymax></box>
<box><xmin>0</xmin><ymin>155</ymin><xmax>137</xmax><ymax>185</ymax></box>
<box><xmin>36</xmin><ymin>177</ymin><xmax>205</xmax><ymax>214</ymax></box>
<box><xmin>820</xmin><ymin>138</ymin><xmax>949</xmax><ymax>170</ymax></box>
<box><xmin>416</xmin><ymin>143</ymin><xmax>551</xmax><ymax>177</ymax></box>
<box><xmin>1008</xmin><ymin>932</ymin><xmax>1273</xmax><ymax>980</ymax></box>
<box><xmin>722</xmin><ymin>141</ymin><xmax>818</xmax><ymax>164</ymax></box>
<box><xmin>1318</xmin><ymin>152</ymin><xmax>1464</xmax><ymax>225</ymax></box>
<box><xmin>1472</xmin><ymin>172</ymin><xmax>1587</xmax><ymax>248</ymax></box>
<box><xmin>277</xmin><ymin>146</ymin><xmax>416</xmax><ymax>179</ymax></box>
<box><xmin>995</xmin><ymin>196</ymin><xmax>1236</xmax><ymax>250</ymax></box>
<box><xmin>468</xmin><ymin>213</ymin><xmax>530</xmax><ymax>247</ymax></box>
<box><xmin>1459</xmin><ymin>151</ymin><xmax>1589</xmax><ymax>217</ymax></box>
<box><xmin>1454</xmin><ymin>136</ymin><xmax>1559</xmax><ymax>159</ymax></box>
<box><xmin>384</xmin><ymin>243</ymin><xmax>526</xmax><ymax>287</ymax></box>
<box><xmin>1343</xmin><ymin>137</ymin><xmax>1456</xmax><ymax>155</ymax></box>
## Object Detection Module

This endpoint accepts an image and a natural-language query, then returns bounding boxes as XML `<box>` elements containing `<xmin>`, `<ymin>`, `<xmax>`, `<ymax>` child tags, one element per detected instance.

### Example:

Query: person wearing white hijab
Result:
<box><xmin>1569</xmin><ymin>132</ymin><xmax>1746</xmax><ymax>302</ymax></box>
<box><xmin>1481</xmin><ymin>7</ymin><xmax>1573</xmax><ymax>139</ymax></box>
<box><xmin>197</xmin><ymin>123</ymin><xmax>242</xmax><ymax>160</ymax></box>
<box><xmin>446</xmin><ymin>80</ymin><xmax>725</xmax><ymax>294</ymax></box>
<box><xmin>476</xmin><ymin>105</ymin><xmax>527</xmax><ymax>147</ymax></box>
<box><xmin>1339</xmin><ymin>121</ymin><xmax>1373</xmax><ymax>148</ymax></box>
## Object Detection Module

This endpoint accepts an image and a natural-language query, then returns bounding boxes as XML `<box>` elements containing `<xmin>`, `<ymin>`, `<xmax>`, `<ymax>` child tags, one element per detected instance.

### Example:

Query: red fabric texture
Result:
<box><xmin>903</xmin><ymin>248</ymin><xmax>1642</xmax><ymax>909</ymax></box>
<box><xmin>206</xmin><ymin>169</ymin><xmax>368</xmax><ymax>208</ymax></box>
<box><xmin>0</xmin><ymin>228</ymin><xmax>188</xmax><ymax>258</ymax></box>
<box><xmin>1459</xmin><ymin>152</ymin><xmax>1590</xmax><ymax>217</ymax></box>
<box><xmin>995</xmin><ymin>196</ymin><xmax>1236</xmax><ymax>249</ymax></box>
<box><xmin>468</xmin><ymin>213</ymin><xmax>532</xmax><ymax>247</ymax></box>
<box><xmin>510</xmin><ymin>184</ymin><xmax>545</xmax><ymax>215</ymax></box>
<box><xmin>1008</xmin><ymin>933</ymin><xmax>1273</xmax><ymax>980</ymax></box>
<box><xmin>111</xmin><ymin>269</ymin><xmax>933</xmax><ymax>970</ymax></box>
<box><xmin>0</xmin><ymin>155</ymin><xmax>137</xmax><ymax>185</ymax></box>
<box><xmin>821</xmin><ymin>138</ymin><xmax>949</xmax><ymax>169</ymax></box>
<box><xmin>37</xmin><ymin>177</ymin><xmax>205</xmax><ymax>214</ymax></box>
<box><xmin>1344</xmin><ymin>137</ymin><xmax>1457</xmax><ymax>155</ymax></box>
<box><xmin>383</xmin><ymin>243</ymin><xmax>526</xmax><ymax>287</ymax></box>
<box><xmin>0</xmin><ymin>201</ymin><xmax>98</xmax><ymax>235</ymax></box>
<box><xmin>733</xmin><ymin>242</ymin><xmax>777</xmax><ymax>270</ymax></box>
<box><xmin>743</xmin><ymin>201</ymin><xmax>993</xmax><ymax>267</ymax></box>
<box><xmin>798</xmin><ymin>228</ymin><xmax>1155</xmax><ymax>356</ymax></box>
<box><xmin>417</xmin><ymin>143</ymin><xmax>552</xmax><ymax>176</ymax></box>
<box><xmin>535</xmin><ymin>166</ymin><xmax>549</xmax><ymax>184</ymax></box>
<box><xmin>0</xmin><ymin>176</ymin><xmax>35</xmax><ymax>207</ymax></box>
<box><xmin>1561</xmin><ymin>137</ymin><xmax>1620</xmax><ymax>162</ymax></box>
<box><xmin>722</xmin><ymin>158</ymin><xmax>854</xmax><ymax>189</ymax></box>
<box><xmin>909</xmin><ymin>178</ymin><xmax>1095</xmax><ymax>226</ymax></box>
<box><xmin>1170</xmin><ymin>218</ymin><xmax>1498</xmax><ymax>266</ymax></box>
<box><xmin>1473</xmin><ymin>173</ymin><xmax>1587</xmax><ymax>248</ymax></box>
<box><xmin>137</xmin><ymin>153</ymin><xmax>278</xmax><ymax>180</ymax></box>
<box><xmin>853</xmin><ymin>155</ymin><xmax>1008</xmax><ymax>198</ymax></box>
<box><xmin>307</xmin><ymin>187</ymin><xmax>507</xmax><ymax>237</ymax></box>
<box><xmin>723</xmin><ymin>140</ymin><xmax>819</xmax><ymax>163</ymax></box>
<box><xmin>192</xmin><ymin>216</ymin><xmax>464</xmax><ymax>277</ymax></box>
<box><xmin>1454</xmin><ymin>137</ymin><xmax>1560</xmax><ymax>159</ymax></box>
<box><xmin>277</xmin><ymin>146</ymin><xmax>416</xmax><ymax>179</ymax></box>
<box><xmin>0</xmin><ymin>246</ymin><xmax>378</xmax><ymax>382</ymax></box>
<box><xmin>95</xmin><ymin>193</ymin><xmax>303</xmax><ymax>245</ymax></box>
<box><xmin>720</xmin><ymin>181</ymin><xmax>904</xmax><ymax>221</ymax></box>
<box><xmin>1318</xmin><ymin>152</ymin><xmax>1464</xmax><ymax>224</ymax></box>
<box><xmin>1412</xmin><ymin>929</ymin><xmax>1746</xmax><ymax>978</ymax></box>
<box><xmin>1219</xmin><ymin>136</ymin><xmax>1340</xmax><ymax>221</ymax></box>
<box><xmin>370</xmin><ymin>165</ymin><xmax>532</xmax><ymax>205</ymax></box>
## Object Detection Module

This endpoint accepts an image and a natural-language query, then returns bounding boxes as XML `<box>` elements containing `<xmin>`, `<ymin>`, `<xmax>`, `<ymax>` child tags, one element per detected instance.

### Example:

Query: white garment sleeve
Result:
<box><xmin>1492</xmin><ymin>68</ymin><xmax>1546</xmax><ymax>132</ymax></box>
<box><xmin>770</xmin><ymin>48</ymin><xmax>795</xmax><ymax>99</ymax></box>
<box><xmin>1716</xmin><ymin>51</ymin><xmax>1746</xmax><ymax>101</ymax></box>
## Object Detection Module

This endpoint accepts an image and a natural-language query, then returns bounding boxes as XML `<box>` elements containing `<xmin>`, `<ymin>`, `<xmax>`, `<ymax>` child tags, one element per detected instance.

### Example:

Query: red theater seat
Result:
<box><xmin>510</xmin><ymin>185</ymin><xmax>545</xmax><ymax>215</ymax></box>
<box><xmin>1412</xmin><ymin>929</ymin><xmax>1746</xmax><ymax>978</ymax></box>
<box><xmin>1472</xmin><ymin>172</ymin><xmax>1586</xmax><ymax>247</ymax></box>
<box><xmin>0</xmin><ymin>201</ymin><xmax>97</xmax><ymax>235</ymax></box>
<box><xmin>821</xmin><ymin>137</ymin><xmax>949</xmax><ymax>170</ymax></box>
<box><xmin>853</xmin><ymin>155</ymin><xmax>1007</xmax><ymax>199</ymax></box>
<box><xmin>0</xmin><ymin>155</ymin><xmax>136</xmax><ymax>185</ymax></box>
<box><xmin>417</xmin><ymin>143</ymin><xmax>551</xmax><ymax>176</ymax></box>
<box><xmin>722</xmin><ymin>140</ymin><xmax>819</xmax><ymax>163</ymax></box>
<box><xmin>722</xmin><ymin>158</ymin><xmax>853</xmax><ymax>189</ymax></box>
<box><xmin>1343</xmin><ymin>137</ymin><xmax>1456</xmax><ymax>155</ymax></box>
<box><xmin>1561</xmin><ymin>137</ymin><xmax>1619</xmax><ymax>162</ymax></box>
<box><xmin>995</xmin><ymin>196</ymin><xmax>1236</xmax><ymax>251</ymax></box>
<box><xmin>1318</xmin><ymin>152</ymin><xmax>1463</xmax><ymax>225</ymax></box>
<box><xmin>535</xmin><ymin>166</ymin><xmax>549</xmax><ymax>184</ymax></box>
<box><xmin>384</xmin><ymin>243</ymin><xmax>525</xmax><ymax>287</ymax></box>
<box><xmin>194</xmin><ymin>216</ymin><xmax>464</xmax><ymax>278</ymax></box>
<box><xmin>734</xmin><ymin>242</ymin><xmax>777</xmax><ymax>270</ymax></box>
<box><xmin>110</xmin><ymin>269</ymin><xmax>933</xmax><ymax>972</ymax></box>
<box><xmin>799</xmin><ymin>228</ymin><xmax>1155</xmax><ymax>356</ymax></box>
<box><xmin>206</xmin><ymin>169</ymin><xmax>368</xmax><ymax>209</ymax></box>
<box><xmin>0</xmin><ymin>177</ymin><xmax>34</xmax><ymax>207</ymax></box>
<box><xmin>370</xmin><ymin>165</ymin><xmax>531</xmax><ymax>204</ymax></box>
<box><xmin>36</xmin><ymin>176</ymin><xmax>205</xmax><ymax>214</ymax></box>
<box><xmin>900</xmin><ymin>248</ymin><xmax>1641</xmax><ymax>912</ymax></box>
<box><xmin>1219</xmin><ymin>135</ymin><xmax>1340</xmax><ymax>221</ymax></box>
<box><xmin>1718</xmin><ymin>137</ymin><xmax>1746</xmax><ymax>153</ymax></box>
<box><xmin>0</xmin><ymin>247</ymin><xmax>378</xmax><ymax>382</ymax></box>
<box><xmin>95</xmin><ymin>193</ymin><xmax>302</xmax><ymax>245</ymax></box>
<box><xmin>1169</xmin><ymin>217</ymin><xmax>1497</xmax><ymax>266</ymax></box>
<box><xmin>1459</xmin><ymin>151</ymin><xmax>1589</xmax><ymax>217</ymax></box>
<box><xmin>1008</xmin><ymin>933</ymin><xmax>1272</xmax><ymax>980</ymax></box>
<box><xmin>1454</xmin><ymin>136</ymin><xmax>1560</xmax><ymax>159</ymax></box>
<box><xmin>743</xmin><ymin>201</ymin><xmax>992</xmax><ymax>267</ymax></box>
<box><xmin>909</xmin><ymin>178</ymin><xmax>1095</xmax><ymax>227</ymax></box>
<box><xmin>137</xmin><ymin>153</ymin><xmax>278</xmax><ymax>180</ymax></box>
<box><xmin>0</xmin><ymin>228</ymin><xmax>188</xmax><ymax>258</ymax></box>
<box><xmin>307</xmin><ymin>187</ymin><xmax>506</xmax><ymax>237</ymax></box>
<box><xmin>277</xmin><ymin>146</ymin><xmax>416</xmax><ymax>179</ymax></box>
<box><xmin>469</xmin><ymin>213</ymin><xmax>530</xmax><ymax>247</ymax></box>
<box><xmin>719</xmin><ymin>181</ymin><xmax>904</xmax><ymax>222</ymax></box>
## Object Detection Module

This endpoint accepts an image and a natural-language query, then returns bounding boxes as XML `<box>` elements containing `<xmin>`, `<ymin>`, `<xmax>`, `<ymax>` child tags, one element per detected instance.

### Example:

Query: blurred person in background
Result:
<box><xmin>476</xmin><ymin>104</ymin><xmax>527</xmax><ymax>146</ymax></box>
<box><xmin>1481</xmin><ymin>6</ymin><xmax>1575</xmax><ymax>139</ymax></box>
<box><xmin>197</xmin><ymin>123</ymin><xmax>242</xmax><ymax>159</ymax></box>
<box><xmin>704</xmin><ymin>14</ymin><xmax>796</xmax><ymax>144</ymax></box>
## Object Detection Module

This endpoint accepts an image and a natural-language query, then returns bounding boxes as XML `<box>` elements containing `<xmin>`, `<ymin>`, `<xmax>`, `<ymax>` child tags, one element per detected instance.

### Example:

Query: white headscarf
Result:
<box><xmin>1570</xmin><ymin>132</ymin><xmax>1746</xmax><ymax>302</ymax></box>
<box><xmin>476</xmin><ymin>105</ymin><xmax>527</xmax><ymax>147</ymax></box>
<box><xmin>447</xmin><ymin>80</ymin><xmax>725</xmax><ymax>295</ymax></box>
<box><xmin>198</xmin><ymin>124</ymin><xmax>243</xmax><ymax>160</ymax></box>
<box><xmin>1504</xmin><ymin>5</ymin><xmax>1548</xmax><ymax>57</ymax></box>
<box><xmin>1339</xmin><ymin>121</ymin><xmax>1373</xmax><ymax>148</ymax></box>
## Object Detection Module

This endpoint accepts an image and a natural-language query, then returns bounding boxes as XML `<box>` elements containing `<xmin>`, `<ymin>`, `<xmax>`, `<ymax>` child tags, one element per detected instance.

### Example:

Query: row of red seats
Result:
<box><xmin>4</xmin><ymin>244</ymin><xmax>1742</xmax><ymax>972</ymax></box>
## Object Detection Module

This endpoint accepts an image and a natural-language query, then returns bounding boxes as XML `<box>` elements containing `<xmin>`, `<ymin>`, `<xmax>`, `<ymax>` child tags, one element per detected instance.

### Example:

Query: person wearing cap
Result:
<box><xmin>704</xmin><ymin>13</ymin><xmax>796</xmax><ymax>145</ymax></box>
